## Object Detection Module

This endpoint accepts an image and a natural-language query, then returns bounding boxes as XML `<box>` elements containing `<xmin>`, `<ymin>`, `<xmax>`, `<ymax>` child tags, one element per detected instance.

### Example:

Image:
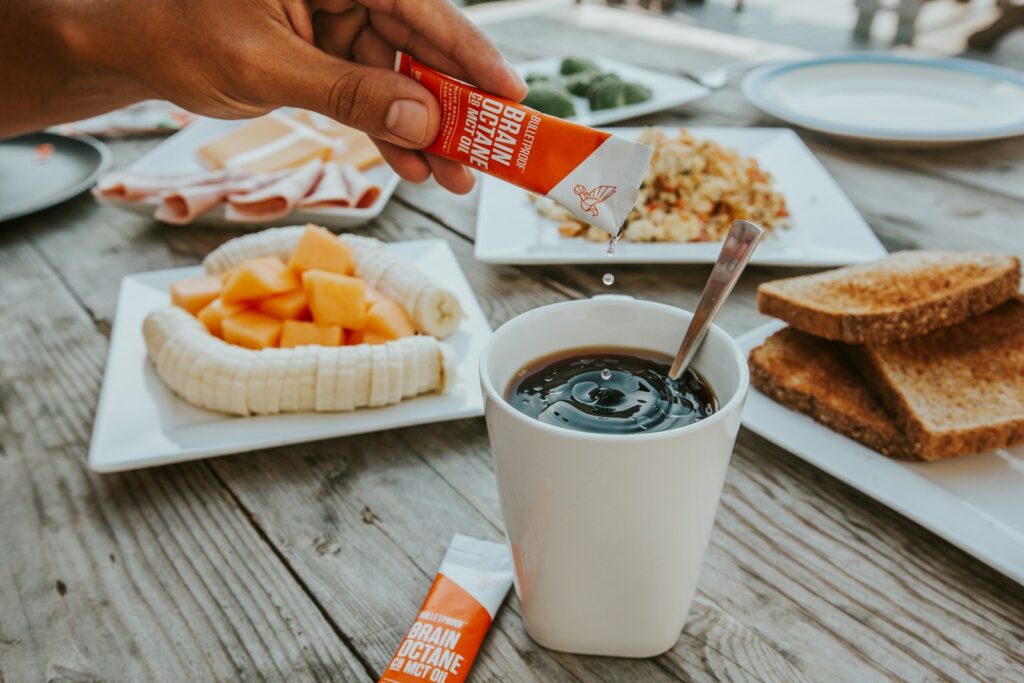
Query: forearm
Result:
<box><xmin>0</xmin><ymin>1</ymin><xmax>151</xmax><ymax>138</ymax></box>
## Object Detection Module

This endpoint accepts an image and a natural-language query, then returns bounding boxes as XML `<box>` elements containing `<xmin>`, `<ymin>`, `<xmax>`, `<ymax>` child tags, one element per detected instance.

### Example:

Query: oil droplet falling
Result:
<box><xmin>607</xmin><ymin>232</ymin><xmax>622</xmax><ymax>255</ymax></box>
<box><xmin>600</xmin><ymin>368</ymin><xmax>612</xmax><ymax>381</ymax></box>
<box><xmin>602</xmin><ymin>273</ymin><xmax>615</xmax><ymax>286</ymax></box>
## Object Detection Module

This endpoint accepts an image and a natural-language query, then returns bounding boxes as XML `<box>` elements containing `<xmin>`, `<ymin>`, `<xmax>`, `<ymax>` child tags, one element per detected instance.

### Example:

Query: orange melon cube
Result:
<box><xmin>222</xmin><ymin>257</ymin><xmax>299</xmax><ymax>303</ymax></box>
<box><xmin>345</xmin><ymin>329</ymin><xmax>364</xmax><ymax>345</ymax></box>
<box><xmin>171</xmin><ymin>275</ymin><xmax>222</xmax><ymax>315</ymax></box>
<box><xmin>303</xmin><ymin>270</ymin><xmax>366</xmax><ymax>328</ymax></box>
<box><xmin>257</xmin><ymin>290</ymin><xmax>309</xmax><ymax>320</ymax></box>
<box><xmin>364</xmin><ymin>298</ymin><xmax>416</xmax><ymax>342</ymax></box>
<box><xmin>280</xmin><ymin>320</ymin><xmax>342</xmax><ymax>348</ymax></box>
<box><xmin>287</xmin><ymin>225</ymin><xmax>355</xmax><ymax>276</ymax></box>
<box><xmin>363</xmin><ymin>331</ymin><xmax>394</xmax><ymax>345</ymax></box>
<box><xmin>222</xmin><ymin>311</ymin><xmax>283</xmax><ymax>350</ymax></box>
<box><xmin>197</xmin><ymin>298</ymin><xmax>248</xmax><ymax>337</ymax></box>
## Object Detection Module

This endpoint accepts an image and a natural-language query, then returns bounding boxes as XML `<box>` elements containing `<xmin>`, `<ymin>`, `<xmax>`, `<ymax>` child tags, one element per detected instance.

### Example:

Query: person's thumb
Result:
<box><xmin>268</xmin><ymin>41</ymin><xmax>441</xmax><ymax>149</ymax></box>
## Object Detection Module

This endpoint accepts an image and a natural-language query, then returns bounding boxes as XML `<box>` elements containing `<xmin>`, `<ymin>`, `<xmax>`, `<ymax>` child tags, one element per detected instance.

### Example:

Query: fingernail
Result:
<box><xmin>386</xmin><ymin>99</ymin><xmax>430</xmax><ymax>145</ymax></box>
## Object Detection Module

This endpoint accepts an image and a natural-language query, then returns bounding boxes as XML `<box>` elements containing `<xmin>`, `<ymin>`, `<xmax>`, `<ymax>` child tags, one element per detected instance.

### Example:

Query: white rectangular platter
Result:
<box><xmin>88</xmin><ymin>239</ymin><xmax>488</xmax><ymax>472</ymax></box>
<box><xmin>475</xmin><ymin>127</ymin><xmax>887</xmax><ymax>266</ymax></box>
<box><xmin>514</xmin><ymin>56</ymin><xmax>710</xmax><ymax>126</ymax></box>
<box><xmin>95</xmin><ymin>115</ymin><xmax>400</xmax><ymax>229</ymax></box>
<box><xmin>738</xmin><ymin>320</ymin><xmax>1024</xmax><ymax>586</ymax></box>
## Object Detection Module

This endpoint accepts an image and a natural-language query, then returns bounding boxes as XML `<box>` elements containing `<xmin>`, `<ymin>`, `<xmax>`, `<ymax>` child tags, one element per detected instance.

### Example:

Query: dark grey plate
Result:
<box><xmin>0</xmin><ymin>132</ymin><xmax>112</xmax><ymax>222</ymax></box>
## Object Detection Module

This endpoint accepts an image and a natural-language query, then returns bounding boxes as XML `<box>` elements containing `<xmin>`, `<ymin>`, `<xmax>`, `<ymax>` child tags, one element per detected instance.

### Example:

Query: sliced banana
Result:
<box><xmin>144</xmin><ymin>305</ymin><xmax>456</xmax><ymax>416</ymax></box>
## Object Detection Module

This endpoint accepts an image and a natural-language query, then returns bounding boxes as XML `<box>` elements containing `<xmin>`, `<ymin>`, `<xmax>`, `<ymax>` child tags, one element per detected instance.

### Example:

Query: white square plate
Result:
<box><xmin>738</xmin><ymin>321</ymin><xmax>1024</xmax><ymax>586</ymax></box>
<box><xmin>475</xmin><ymin>127</ymin><xmax>887</xmax><ymax>266</ymax></box>
<box><xmin>88</xmin><ymin>240</ymin><xmax>489</xmax><ymax>473</ymax></box>
<box><xmin>95</xmin><ymin>115</ymin><xmax>400</xmax><ymax>229</ymax></box>
<box><xmin>514</xmin><ymin>56</ymin><xmax>710</xmax><ymax>126</ymax></box>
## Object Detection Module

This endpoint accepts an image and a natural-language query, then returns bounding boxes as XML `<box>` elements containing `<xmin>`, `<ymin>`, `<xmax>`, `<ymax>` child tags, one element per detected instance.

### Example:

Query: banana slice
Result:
<box><xmin>201</xmin><ymin>346</ymin><xmax>223</xmax><ymax>412</ymax></box>
<box><xmin>353</xmin><ymin>344</ymin><xmax>373</xmax><ymax>408</ymax></box>
<box><xmin>385</xmin><ymin>341</ymin><xmax>404</xmax><ymax>405</ymax></box>
<box><xmin>438</xmin><ymin>342</ymin><xmax>458</xmax><ymax>394</ymax></box>
<box><xmin>368</xmin><ymin>345</ymin><xmax>389</xmax><ymax>407</ymax></box>
<box><xmin>331</xmin><ymin>346</ymin><xmax>358</xmax><ymax>412</ymax></box>
<box><xmin>400</xmin><ymin>341</ymin><xmax>418</xmax><ymax>399</ymax></box>
<box><xmin>296</xmin><ymin>346</ymin><xmax>318</xmax><ymax>412</ymax></box>
<box><xmin>257</xmin><ymin>350</ymin><xmax>289</xmax><ymax>416</ymax></box>
<box><xmin>315</xmin><ymin>347</ymin><xmax>338</xmax><ymax>413</ymax></box>
<box><xmin>184</xmin><ymin>339</ymin><xmax>215</xmax><ymax>406</ymax></box>
<box><xmin>246</xmin><ymin>350</ymin><xmax>269</xmax><ymax>415</ymax></box>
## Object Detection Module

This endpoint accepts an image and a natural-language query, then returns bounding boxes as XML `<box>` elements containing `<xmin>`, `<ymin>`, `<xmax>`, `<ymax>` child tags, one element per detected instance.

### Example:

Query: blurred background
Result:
<box><xmin>461</xmin><ymin>0</ymin><xmax>1024</xmax><ymax>65</ymax></box>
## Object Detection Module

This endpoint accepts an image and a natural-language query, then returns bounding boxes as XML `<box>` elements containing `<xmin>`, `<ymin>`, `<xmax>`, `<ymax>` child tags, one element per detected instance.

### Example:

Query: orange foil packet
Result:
<box><xmin>396</xmin><ymin>52</ymin><xmax>652</xmax><ymax>234</ymax></box>
<box><xmin>380</xmin><ymin>535</ymin><xmax>513</xmax><ymax>683</ymax></box>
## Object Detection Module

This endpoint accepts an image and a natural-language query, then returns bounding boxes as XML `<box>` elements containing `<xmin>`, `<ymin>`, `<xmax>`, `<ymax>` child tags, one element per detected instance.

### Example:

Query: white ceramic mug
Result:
<box><xmin>479</xmin><ymin>296</ymin><xmax>748</xmax><ymax>658</ymax></box>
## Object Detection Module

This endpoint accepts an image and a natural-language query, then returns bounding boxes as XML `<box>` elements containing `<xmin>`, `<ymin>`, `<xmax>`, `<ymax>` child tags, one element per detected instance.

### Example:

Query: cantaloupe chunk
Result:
<box><xmin>287</xmin><ymin>225</ymin><xmax>355</xmax><ymax>275</ymax></box>
<box><xmin>257</xmin><ymin>290</ymin><xmax>309</xmax><ymax>320</ymax></box>
<box><xmin>363</xmin><ymin>331</ymin><xmax>394</xmax><ymax>345</ymax></box>
<box><xmin>222</xmin><ymin>257</ymin><xmax>299</xmax><ymax>303</ymax></box>
<box><xmin>197</xmin><ymin>298</ymin><xmax>248</xmax><ymax>337</ymax></box>
<box><xmin>222</xmin><ymin>311</ymin><xmax>283</xmax><ymax>349</ymax></box>
<box><xmin>280</xmin><ymin>320</ymin><xmax>342</xmax><ymax>348</ymax></box>
<box><xmin>303</xmin><ymin>270</ymin><xmax>366</xmax><ymax>328</ymax></box>
<box><xmin>345</xmin><ymin>329</ymin><xmax>364</xmax><ymax>345</ymax></box>
<box><xmin>171</xmin><ymin>275</ymin><xmax>222</xmax><ymax>315</ymax></box>
<box><xmin>364</xmin><ymin>298</ymin><xmax>416</xmax><ymax>342</ymax></box>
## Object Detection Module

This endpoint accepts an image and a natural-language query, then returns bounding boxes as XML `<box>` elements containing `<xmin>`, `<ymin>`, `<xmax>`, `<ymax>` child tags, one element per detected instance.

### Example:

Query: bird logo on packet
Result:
<box><xmin>395</xmin><ymin>52</ymin><xmax>652</xmax><ymax>235</ymax></box>
<box><xmin>573</xmin><ymin>184</ymin><xmax>617</xmax><ymax>217</ymax></box>
<box><xmin>380</xmin><ymin>535</ymin><xmax>513</xmax><ymax>683</ymax></box>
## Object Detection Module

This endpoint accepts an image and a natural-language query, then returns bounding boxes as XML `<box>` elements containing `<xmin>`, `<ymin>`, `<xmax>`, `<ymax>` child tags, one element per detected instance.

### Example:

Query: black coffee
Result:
<box><xmin>506</xmin><ymin>347</ymin><xmax>717</xmax><ymax>435</ymax></box>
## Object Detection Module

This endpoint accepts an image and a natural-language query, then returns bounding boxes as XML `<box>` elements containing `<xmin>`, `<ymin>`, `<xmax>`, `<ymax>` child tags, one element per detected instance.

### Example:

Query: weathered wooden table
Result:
<box><xmin>3</xmin><ymin>5</ymin><xmax>1023</xmax><ymax>682</ymax></box>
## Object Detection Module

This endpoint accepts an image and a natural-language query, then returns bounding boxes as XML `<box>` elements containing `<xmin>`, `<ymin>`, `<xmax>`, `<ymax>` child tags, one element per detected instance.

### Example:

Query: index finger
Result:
<box><xmin>364</xmin><ymin>0</ymin><xmax>527</xmax><ymax>100</ymax></box>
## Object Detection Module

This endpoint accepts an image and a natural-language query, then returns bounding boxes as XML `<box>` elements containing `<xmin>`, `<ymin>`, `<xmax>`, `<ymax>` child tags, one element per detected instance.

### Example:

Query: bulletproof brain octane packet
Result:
<box><xmin>379</xmin><ymin>535</ymin><xmax>513</xmax><ymax>683</ymax></box>
<box><xmin>396</xmin><ymin>52</ymin><xmax>652</xmax><ymax>234</ymax></box>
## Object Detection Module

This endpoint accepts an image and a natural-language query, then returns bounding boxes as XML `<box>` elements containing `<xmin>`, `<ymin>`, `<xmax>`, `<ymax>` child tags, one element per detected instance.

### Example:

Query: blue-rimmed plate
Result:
<box><xmin>742</xmin><ymin>55</ymin><xmax>1024</xmax><ymax>148</ymax></box>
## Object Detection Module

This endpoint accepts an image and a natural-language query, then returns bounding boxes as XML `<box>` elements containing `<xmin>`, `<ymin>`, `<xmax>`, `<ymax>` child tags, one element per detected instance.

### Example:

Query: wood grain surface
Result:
<box><xmin>2</xmin><ymin>5</ymin><xmax>1023</xmax><ymax>682</ymax></box>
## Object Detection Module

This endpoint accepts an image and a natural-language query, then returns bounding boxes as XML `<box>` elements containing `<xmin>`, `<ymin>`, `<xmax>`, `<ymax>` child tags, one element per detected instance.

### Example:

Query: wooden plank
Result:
<box><xmin>0</xmin><ymin>234</ymin><xmax>371</xmax><ymax>682</ymax></box>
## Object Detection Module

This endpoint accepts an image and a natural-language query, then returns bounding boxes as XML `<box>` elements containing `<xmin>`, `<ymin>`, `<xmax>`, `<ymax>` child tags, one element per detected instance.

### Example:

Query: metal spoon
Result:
<box><xmin>668</xmin><ymin>219</ymin><xmax>764</xmax><ymax>380</ymax></box>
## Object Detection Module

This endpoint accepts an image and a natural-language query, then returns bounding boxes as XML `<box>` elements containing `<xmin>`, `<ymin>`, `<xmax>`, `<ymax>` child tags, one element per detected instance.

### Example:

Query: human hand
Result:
<box><xmin>72</xmin><ymin>0</ymin><xmax>527</xmax><ymax>193</ymax></box>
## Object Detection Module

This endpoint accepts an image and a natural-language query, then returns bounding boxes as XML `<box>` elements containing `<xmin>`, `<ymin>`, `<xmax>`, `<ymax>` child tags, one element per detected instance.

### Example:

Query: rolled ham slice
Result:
<box><xmin>225</xmin><ymin>159</ymin><xmax>324</xmax><ymax>222</ymax></box>
<box><xmin>339</xmin><ymin>163</ymin><xmax>381</xmax><ymax>209</ymax></box>
<box><xmin>154</xmin><ymin>171</ymin><xmax>288</xmax><ymax>225</ymax></box>
<box><xmin>299</xmin><ymin>162</ymin><xmax>352</xmax><ymax>209</ymax></box>
<box><xmin>94</xmin><ymin>169</ymin><xmax>230</xmax><ymax>202</ymax></box>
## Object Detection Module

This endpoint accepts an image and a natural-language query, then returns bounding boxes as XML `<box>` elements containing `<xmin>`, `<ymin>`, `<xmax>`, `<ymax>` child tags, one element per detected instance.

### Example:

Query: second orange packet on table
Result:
<box><xmin>396</xmin><ymin>52</ymin><xmax>652</xmax><ymax>235</ymax></box>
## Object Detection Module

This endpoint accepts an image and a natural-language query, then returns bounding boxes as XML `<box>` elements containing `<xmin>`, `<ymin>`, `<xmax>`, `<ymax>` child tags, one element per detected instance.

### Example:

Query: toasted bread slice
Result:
<box><xmin>748</xmin><ymin>327</ymin><xmax>917</xmax><ymax>459</ymax></box>
<box><xmin>757</xmin><ymin>251</ymin><xmax>1020</xmax><ymax>344</ymax></box>
<box><xmin>848</xmin><ymin>297</ymin><xmax>1024</xmax><ymax>461</ymax></box>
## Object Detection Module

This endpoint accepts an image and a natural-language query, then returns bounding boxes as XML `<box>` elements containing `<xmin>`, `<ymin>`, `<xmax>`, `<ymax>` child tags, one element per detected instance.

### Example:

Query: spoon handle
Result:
<box><xmin>669</xmin><ymin>220</ymin><xmax>764</xmax><ymax>380</ymax></box>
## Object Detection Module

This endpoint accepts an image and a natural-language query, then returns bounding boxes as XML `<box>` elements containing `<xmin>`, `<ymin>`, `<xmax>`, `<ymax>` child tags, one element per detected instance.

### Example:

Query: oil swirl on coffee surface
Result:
<box><xmin>507</xmin><ymin>348</ymin><xmax>717</xmax><ymax>435</ymax></box>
